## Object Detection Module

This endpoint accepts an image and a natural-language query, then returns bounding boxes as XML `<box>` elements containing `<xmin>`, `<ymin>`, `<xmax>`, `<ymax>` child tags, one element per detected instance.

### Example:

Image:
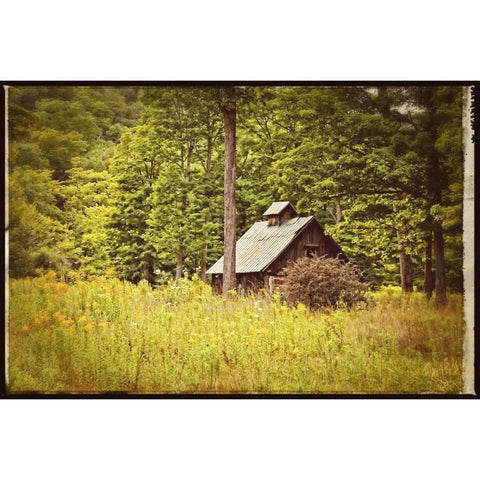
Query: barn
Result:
<box><xmin>207</xmin><ymin>201</ymin><xmax>347</xmax><ymax>294</ymax></box>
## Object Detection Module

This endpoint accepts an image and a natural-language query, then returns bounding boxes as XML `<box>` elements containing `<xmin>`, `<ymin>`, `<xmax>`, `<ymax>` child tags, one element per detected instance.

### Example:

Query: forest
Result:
<box><xmin>6</xmin><ymin>85</ymin><xmax>468</xmax><ymax>393</ymax></box>
<box><xmin>8</xmin><ymin>85</ymin><xmax>465</xmax><ymax>299</ymax></box>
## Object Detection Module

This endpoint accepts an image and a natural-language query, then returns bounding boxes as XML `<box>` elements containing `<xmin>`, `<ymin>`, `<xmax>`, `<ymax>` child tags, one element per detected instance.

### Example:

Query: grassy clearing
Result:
<box><xmin>7</xmin><ymin>272</ymin><xmax>464</xmax><ymax>393</ymax></box>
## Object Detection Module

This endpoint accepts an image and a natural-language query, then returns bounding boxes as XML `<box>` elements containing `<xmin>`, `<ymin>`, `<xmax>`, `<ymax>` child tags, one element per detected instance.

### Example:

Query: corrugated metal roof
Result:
<box><xmin>262</xmin><ymin>201</ymin><xmax>294</xmax><ymax>216</ymax></box>
<box><xmin>206</xmin><ymin>216</ymin><xmax>314</xmax><ymax>274</ymax></box>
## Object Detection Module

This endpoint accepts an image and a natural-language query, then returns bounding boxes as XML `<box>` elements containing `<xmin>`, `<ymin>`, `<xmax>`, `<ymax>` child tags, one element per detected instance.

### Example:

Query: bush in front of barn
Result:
<box><xmin>280</xmin><ymin>256</ymin><xmax>368</xmax><ymax>310</ymax></box>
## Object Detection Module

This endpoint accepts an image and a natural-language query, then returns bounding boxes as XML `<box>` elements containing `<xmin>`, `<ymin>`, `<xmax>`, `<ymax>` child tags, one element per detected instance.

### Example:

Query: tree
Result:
<box><xmin>219</xmin><ymin>88</ymin><xmax>237</xmax><ymax>295</ymax></box>
<box><xmin>107</xmin><ymin>126</ymin><xmax>158</xmax><ymax>283</ymax></box>
<box><xmin>7</xmin><ymin>83</ymin><xmax>463</xmax><ymax>303</ymax></box>
<box><xmin>62</xmin><ymin>168</ymin><xmax>114</xmax><ymax>275</ymax></box>
<box><xmin>139</xmin><ymin>87</ymin><xmax>224</xmax><ymax>281</ymax></box>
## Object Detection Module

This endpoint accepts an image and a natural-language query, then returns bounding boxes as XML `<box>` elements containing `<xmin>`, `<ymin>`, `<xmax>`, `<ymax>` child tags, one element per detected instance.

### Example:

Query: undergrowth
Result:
<box><xmin>7</xmin><ymin>272</ymin><xmax>465</xmax><ymax>393</ymax></box>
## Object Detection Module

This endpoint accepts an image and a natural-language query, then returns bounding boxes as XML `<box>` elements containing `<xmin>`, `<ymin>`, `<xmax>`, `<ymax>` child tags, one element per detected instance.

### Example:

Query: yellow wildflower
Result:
<box><xmin>84</xmin><ymin>323</ymin><xmax>95</xmax><ymax>331</ymax></box>
<box><xmin>53</xmin><ymin>311</ymin><xmax>67</xmax><ymax>323</ymax></box>
<box><xmin>34</xmin><ymin>312</ymin><xmax>49</xmax><ymax>325</ymax></box>
<box><xmin>296</xmin><ymin>303</ymin><xmax>307</xmax><ymax>313</ymax></box>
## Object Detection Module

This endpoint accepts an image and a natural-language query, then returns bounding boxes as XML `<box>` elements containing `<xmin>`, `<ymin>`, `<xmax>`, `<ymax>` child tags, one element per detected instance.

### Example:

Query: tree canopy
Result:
<box><xmin>7</xmin><ymin>85</ymin><xmax>466</xmax><ymax>304</ymax></box>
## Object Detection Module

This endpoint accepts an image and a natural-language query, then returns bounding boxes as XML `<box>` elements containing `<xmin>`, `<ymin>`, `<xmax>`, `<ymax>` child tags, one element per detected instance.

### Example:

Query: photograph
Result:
<box><xmin>3</xmin><ymin>83</ymin><xmax>475</xmax><ymax>395</ymax></box>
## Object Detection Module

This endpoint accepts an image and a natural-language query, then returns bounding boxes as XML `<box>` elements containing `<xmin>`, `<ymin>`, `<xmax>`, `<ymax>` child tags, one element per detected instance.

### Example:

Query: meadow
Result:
<box><xmin>7</xmin><ymin>272</ymin><xmax>465</xmax><ymax>394</ymax></box>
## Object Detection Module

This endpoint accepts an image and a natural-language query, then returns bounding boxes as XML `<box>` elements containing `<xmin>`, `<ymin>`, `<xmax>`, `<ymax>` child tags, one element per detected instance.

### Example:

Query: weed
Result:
<box><xmin>7</xmin><ymin>277</ymin><xmax>464</xmax><ymax>393</ymax></box>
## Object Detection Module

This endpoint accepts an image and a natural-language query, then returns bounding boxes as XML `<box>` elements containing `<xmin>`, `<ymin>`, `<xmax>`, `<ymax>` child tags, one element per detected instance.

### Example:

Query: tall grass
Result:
<box><xmin>7</xmin><ymin>272</ymin><xmax>464</xmax><ymax>393</ymax></box>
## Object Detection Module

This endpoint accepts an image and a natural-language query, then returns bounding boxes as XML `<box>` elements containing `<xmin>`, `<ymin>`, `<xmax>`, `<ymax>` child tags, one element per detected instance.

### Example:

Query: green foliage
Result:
<box><xmin>32</xmin><ymin>128</ymin><xmax>88</xmax><ymax>179</ymax></box>
<box><xmin>7</xmin><ymin>85</ymin><xmax>464</xmax><ymax>296</ymax></box>
<box><xmin>8</xmin><ymin>86</ymin><xmax>140</xmax><ymax>279</ymax></box>
<box><xmin>8</xmin><ymin>173</ymin><xmax>70</xmax><ymax>277</ymax></box>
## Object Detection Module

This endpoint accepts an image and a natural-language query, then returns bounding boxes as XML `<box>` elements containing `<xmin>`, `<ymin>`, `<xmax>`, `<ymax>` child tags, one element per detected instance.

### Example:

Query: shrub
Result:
<box><xmin>280</xmin><ymin>256</ymin><xmax>368</xmax><ymax>310</ymax></box>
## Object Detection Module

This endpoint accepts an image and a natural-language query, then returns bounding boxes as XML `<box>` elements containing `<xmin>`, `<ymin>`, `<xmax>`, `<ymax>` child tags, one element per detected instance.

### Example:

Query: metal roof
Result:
<box><xmin>262</xmin><ymin>201</ymin><xmax>295</xmax><ymax>216</ymax></box>
<box><xmin>206</xmin><ymin>216</ymin><xmax>314</xmax><ymax>274</ymax></box>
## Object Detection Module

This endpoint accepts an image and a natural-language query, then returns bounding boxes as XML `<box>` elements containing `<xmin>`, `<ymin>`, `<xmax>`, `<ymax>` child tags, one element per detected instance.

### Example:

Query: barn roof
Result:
<box><xmin>206</xmin><ymin>215</ymin><xmax>315</xmax><ymax>274</ymax></box>
<box><xmin>262</xmin><ymin>201</ymin><xmax>295</xmax><ymax>216</ymax></box>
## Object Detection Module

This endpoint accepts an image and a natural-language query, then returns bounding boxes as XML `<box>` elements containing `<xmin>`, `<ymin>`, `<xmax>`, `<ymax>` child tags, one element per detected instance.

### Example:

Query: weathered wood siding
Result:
<box><xmin>237</xmin><ymin>273</ymin><xmax>264</xmax><ymax>292</ymax></box>
<box><xmin>213</xmin><ymin>272</ymin><xmax>265</xmax><ymax>293</ymax></box>
<box><xmin>267</xmin><ymin>219</ymin><xmax>345</xmax><ymax>275</ymax></box>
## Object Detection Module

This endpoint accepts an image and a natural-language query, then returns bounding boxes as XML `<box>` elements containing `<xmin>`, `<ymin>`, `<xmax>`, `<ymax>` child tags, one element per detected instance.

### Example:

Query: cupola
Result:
<box><xmin>263</xmin><ymin>201</ymin><xmax>298</xmax><ymax>226</ymax></box>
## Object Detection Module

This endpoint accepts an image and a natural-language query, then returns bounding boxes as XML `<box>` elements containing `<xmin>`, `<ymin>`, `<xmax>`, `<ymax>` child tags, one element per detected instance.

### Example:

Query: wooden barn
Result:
<box><xmin>207</xmin><ymin>201</ymin><xmax>347</xmax><ymax>294</ymax></box>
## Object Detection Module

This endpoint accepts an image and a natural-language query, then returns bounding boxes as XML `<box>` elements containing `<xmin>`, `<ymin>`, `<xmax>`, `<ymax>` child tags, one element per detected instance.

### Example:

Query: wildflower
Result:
<box><xmin>78</xmin><ymin>316</ymin><xmax>88</xmax><ymax>324</ymax></box>
<box><xmin>296</xmin><ymin>303</ymin><xmax>307</xmax><ymax>313</ymax></box>
<box><xmin>227</xmin><ymin>289</ymin><xmax>237</xmax><ymax>296</ymax></box>
<box><xmin>84</xmin><ymin>323</ymin><xmax>95</xmax><ymax>331</ymax></box>
<box><xmin>130</xmin><ymin>322</ymin><xmax>138</xmax><ymax>327</ymax></box>
<box><xmin>53</xmin><ymin>311</ymin><xmax>68</xmax><ymax>323</ymax></box>
<box><xmin>34</xmin><ymin>313</ymin><xmax>49</xmax><ymax>325</ymax></box>
<box><xmin>229</xmin><ymin>330</ymin><xmax>235</xmax><ymax>335</ymax></box>
<box><xmin>254</xmin><ymin>314</ymin><xmax>260</xmax><ymax>318</ymax></box>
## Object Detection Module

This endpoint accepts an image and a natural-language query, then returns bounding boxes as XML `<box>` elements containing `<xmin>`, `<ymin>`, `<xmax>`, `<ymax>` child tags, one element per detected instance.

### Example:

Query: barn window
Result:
<box><xmin>304</xmin><ymin>244</ymin><xmax>319</xmax><ymax>258</ymax></box>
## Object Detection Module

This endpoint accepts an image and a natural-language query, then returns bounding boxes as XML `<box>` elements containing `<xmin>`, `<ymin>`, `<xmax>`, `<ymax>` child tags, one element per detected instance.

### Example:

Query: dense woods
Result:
<box><xmin>8</xmin><ymin>85</ymin><xmax>465</xmax><ymax>305</ymax></box>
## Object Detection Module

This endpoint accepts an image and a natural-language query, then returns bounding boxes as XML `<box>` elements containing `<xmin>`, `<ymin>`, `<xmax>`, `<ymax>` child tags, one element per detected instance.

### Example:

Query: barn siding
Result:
<box><xmin>267</xmin><ymin>220</ymin><xmax>344</xmax><ymax>275</ymax></box>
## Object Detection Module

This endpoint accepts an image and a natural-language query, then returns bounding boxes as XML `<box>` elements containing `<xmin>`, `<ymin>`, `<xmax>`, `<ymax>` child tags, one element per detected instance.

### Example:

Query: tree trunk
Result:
<box><xmin>393</xmin><ymin>199</ymin><xmax>413</xmax><ymax>293</ymax></box>
<box><xmin>220</xmin><ymin>91</ymin><xmax>237</xmax><ymax>295</ymax></box>
<box><xmin>200</xmin><ymin>244</ymin><xmax>208</xmax><ymax>282</ymax></box>
<box><xmin>399</xmin><ymin>252</ymin><xmax>413</xmax><ymax>293</ymax></box>
<box><xmin>423</xmin><ymin>230</ymin><xmax>434</xmax><ymax>300</ymax></box>
<box><xmin>335</xmin><ymin>196</ymin><xmax>342</xmax><ymax>224</ymax></box>
<box><xmin>176</xmin><ymin>179</ymin><xmax>188</xmax><ymax>282</ymax></box>
<box><xmin>200</xmin><ymin>136</ymin><xmax>213</xmax><ymax>282</ymax></box>
<box><xmin>424</xmin><ymin>89</ymin><xmax>448</xmax><ymax>309</ymax></box>
<box><xmin>433</xmin><ymin>222</ymin><xmax>447</xmax><ymax>308</ymax></box>
<box><xmin>175</xmin><ymin>246</ymin><xmax>184</xmax><ymax>281</ymax></box>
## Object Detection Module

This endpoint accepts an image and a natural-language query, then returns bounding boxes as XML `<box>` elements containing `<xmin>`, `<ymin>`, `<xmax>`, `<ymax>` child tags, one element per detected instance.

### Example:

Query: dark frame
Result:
<box><xmin>1</xmin><ymin>80</ymin><xmax>478</xmax><ymax>399</ymax></box>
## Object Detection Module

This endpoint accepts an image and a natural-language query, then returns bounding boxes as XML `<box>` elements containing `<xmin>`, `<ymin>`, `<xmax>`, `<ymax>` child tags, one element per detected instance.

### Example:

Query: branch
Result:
<box><xmin>334</xmin><ymin>138</ymin><xmax>365</xmax><ymax>155</ymax></box>
<box><xmin>326</xmin><ymin>207</ymin><xmax>337</xmax><ymax>223</ymax></box>
<box><xmin>322</xmin><ymin>189</ymin><xmax>403</xmax><ymax>199</ymax></box>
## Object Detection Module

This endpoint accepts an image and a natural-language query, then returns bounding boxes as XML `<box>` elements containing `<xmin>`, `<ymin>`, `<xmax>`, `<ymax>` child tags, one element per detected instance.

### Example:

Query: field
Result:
<box><xmin>7</xmin><ymin>272</ymin><xmax>465</xmax><ymax>394</ymax></box>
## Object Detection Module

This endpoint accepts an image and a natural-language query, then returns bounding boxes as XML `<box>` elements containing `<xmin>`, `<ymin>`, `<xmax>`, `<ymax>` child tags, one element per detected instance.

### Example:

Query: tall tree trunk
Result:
<box><xmin>429</xmin><ymin>152</ymin><xmax>447</xmax><ymax>308</ymax></box>
<box><xmin>176</xmin><ymin>169</ymin><xmax>189</xmax><ymax>282</ymax></box>
<box><xmin>433</xmin><ymin>222</ymin><xmax>447</xmax><ymax>308</ymax></box>
<box><xmin>220</xmin><ymin>91</ymin><xmax>237</xmax><ymax>295</ymax></box>
<box><xmin>424</xmin><ymin>89</ymin><xmax>447</xmax><ymax>309</ymax></box>
<box><xmin>335</xmin><ymin>196</ymin><xmax>342</xmax><ymax>224</ymax></box>
<box><xmin>393</xmin><ymin>199</ymin><xmax>413</xmax><ymax>293</ymax></box>
<box><xmin>200</xmin><ymin>136</ymin><xmax>213</xmax><ymax>282</ymax></box>
<box><xmin>200</xmin><ymin>244</ymin><xmax>208</xmax><ymax>282</ymax></box>
<box><xmin>399</xmin><ymin>252</ymin><xmax>413</xmax><ymax>293</ymax></box>
<box><xmin>423</xmin><ymin>230</ymin><xmax>434</xmax><ymax>300</ymax></box>
<box><xmin>175</xmin><ymin>246</ymin><xmax>184</xmax><ymax>281</ymax></box>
